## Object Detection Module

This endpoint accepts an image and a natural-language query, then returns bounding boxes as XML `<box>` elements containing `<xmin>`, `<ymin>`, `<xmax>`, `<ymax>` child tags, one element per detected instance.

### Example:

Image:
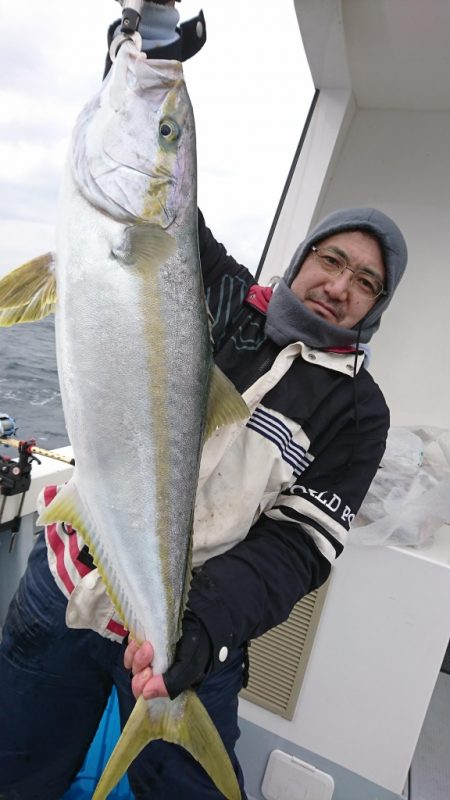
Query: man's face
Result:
<box><xmin>291</xmin><ymin>231</ymin><xmax>385</xmax><ymax>329</ymax></box>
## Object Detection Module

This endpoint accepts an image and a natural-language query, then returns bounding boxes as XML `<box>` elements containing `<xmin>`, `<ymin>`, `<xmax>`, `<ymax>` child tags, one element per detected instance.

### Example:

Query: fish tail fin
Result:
<box><xmin>0</xmin><ymin>252</ymin><xmax>56</xmax><ymax>326</ymax></box>
<box><xmin>92</xmin><ymin>692</ymin><xmax>241</xmax><ymax>800</ymax></box>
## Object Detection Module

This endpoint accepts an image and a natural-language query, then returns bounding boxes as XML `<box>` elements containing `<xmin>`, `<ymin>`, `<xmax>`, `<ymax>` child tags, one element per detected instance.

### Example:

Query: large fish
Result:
<box><xmin>0</xmin><ymin>40</ymin><xmax>247</xmax><ymax>799</ymax></box>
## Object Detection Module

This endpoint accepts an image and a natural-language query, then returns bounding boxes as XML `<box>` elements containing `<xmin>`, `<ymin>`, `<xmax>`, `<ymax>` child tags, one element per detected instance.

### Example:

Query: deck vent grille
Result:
<box><xmin>240</xmin><ymin>581</ymin><xmax>328</xmax><ymax>720</ymax></box>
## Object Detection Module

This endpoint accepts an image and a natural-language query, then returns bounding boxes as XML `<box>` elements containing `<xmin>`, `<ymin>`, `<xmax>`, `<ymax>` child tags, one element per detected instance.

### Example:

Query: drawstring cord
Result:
<box><xmin>353</xmin><ymin>320</ymin><xmax>363</xmax><ymax>435</ymax></box>
<box><xmin>348</xmin><ymin>320</ymin><xmax>364</xmax><ymax>466</ymax></box>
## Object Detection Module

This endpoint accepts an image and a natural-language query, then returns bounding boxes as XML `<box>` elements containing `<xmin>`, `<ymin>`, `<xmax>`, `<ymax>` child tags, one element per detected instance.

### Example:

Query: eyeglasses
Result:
<box><xmin>311</xmin><ymin>246</ymin><xmax>386</xmax><ymax>299</ymax></box>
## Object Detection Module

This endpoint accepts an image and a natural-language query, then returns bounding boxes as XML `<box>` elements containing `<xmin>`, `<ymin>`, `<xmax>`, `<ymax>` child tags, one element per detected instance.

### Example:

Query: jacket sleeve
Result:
<box><xmin>198</xmin><ymin>209</ymin><xmax>254</xmax><ymax>291</ymax></box>
<box><xmin>188</xmin><ymin>515</ymin><xmax>331</xmax><ymax>670</ymax></box>
<box><xmin>271</xmin><ymin>393</ymin><xmax>389</xmax><ymax>564</ymax></box>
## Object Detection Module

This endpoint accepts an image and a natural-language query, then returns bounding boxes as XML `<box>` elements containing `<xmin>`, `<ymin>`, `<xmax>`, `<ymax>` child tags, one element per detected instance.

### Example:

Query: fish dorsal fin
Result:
<box><xmin>205</xmin><ymin>365</ymin><xmax>249</xmax><ymax>439</ymax></box>
<box><xmin>92</xmin><ymin>692</ymin><xmax>241</xmax><ymax>800</ymax></box>
<box><xmin>116</xmin><ymin>223</ymin><xmax>177</xmax><ymax>272</ymax></box>
<box><xmin>0</xmin><ymin>252</ymin><xmax>56</xmax><ymax>326</ymax></box>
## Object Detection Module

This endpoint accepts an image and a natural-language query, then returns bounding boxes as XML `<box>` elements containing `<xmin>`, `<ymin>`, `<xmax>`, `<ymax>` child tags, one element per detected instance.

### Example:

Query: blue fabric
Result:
<box><xmin>61</xmin><ymin>689</ymin><xmax>130</xmax><ymax>800</ymax></box>
<box><xmin>0</xmin><ymin>534</ymin><xmax>247</xmax><ymax>799</ymax></box>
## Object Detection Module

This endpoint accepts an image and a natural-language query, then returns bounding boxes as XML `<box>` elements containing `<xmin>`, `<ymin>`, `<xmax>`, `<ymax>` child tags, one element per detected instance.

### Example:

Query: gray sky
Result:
<box><xmin>0</xmin><ymin>1</ymin><xmax>313</xmax><ymax>277</ymax></box>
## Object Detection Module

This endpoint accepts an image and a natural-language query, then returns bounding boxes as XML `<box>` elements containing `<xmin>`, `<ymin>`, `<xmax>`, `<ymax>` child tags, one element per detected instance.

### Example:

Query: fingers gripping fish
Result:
<box><xmin>0</xmin><ymin>41</ymin><xmax>247</xmax><ymax>800</ymax></box>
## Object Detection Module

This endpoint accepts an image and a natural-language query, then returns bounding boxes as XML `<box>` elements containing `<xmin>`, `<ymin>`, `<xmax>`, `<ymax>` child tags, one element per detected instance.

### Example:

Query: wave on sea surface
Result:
<box><xmin>0</xmin><ymin>316</ymin><xmax>68</xmax><ymax>450</ymax></box>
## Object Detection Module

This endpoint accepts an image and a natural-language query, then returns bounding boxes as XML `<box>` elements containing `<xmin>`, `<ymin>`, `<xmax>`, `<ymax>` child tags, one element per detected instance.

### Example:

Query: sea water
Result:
<box><xmin>0</xmin><ymin>316</ymin><xmax>67</xmax><ymax>448</ymax></box>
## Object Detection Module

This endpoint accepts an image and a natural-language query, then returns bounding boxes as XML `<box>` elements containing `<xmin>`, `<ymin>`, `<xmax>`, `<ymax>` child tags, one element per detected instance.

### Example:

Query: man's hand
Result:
<box><xmin>124</xmin><ymin>639</ymin><xmax>168</xmax><ymax>700</ymax></box>
<box><xmin>124</xmin><ymin>610</ymin><xmax>213</xmax><ymax>701</ymax></box>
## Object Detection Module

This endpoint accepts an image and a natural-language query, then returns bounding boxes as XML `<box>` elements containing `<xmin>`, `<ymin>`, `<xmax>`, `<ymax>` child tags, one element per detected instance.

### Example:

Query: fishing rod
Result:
<box><xmin>0</xmin><ymin>413</ymin><xmax>73</xmax><ymax>466</ymax></box>
<box><xmin>0</xmin><ymin>437</ymin><xmax>75</xmax><ymax>467</ymax></box>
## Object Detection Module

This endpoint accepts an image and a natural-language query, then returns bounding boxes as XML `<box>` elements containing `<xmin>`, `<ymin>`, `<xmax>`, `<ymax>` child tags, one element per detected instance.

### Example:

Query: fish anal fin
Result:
<box><xmin>92</xmin><ymin>692</ymin><xmax>241</xmax><ymax>800</ymax></box>
<box><xmin>205</xmin><ymin>365</ymin><xmax>249</xmax><ymax>439</ymax></box>
<box><xmin>115</xmin><ymin>223</ymin><xmax>176</xmax><ymax>272</ymax></box>
<box><xmin>0</xmin><ymin>252</ymin><xmax>56</xmax><ymax>326</ymax></box>
<box><xmin>37</xmin><ymin>479</ymin><xmax>91</xmax><ymax>541</ymax></box>
<box><xmin>38</xmin><ymin>480</ymin><xmax>129</xmax><ymax>632</ymax></box>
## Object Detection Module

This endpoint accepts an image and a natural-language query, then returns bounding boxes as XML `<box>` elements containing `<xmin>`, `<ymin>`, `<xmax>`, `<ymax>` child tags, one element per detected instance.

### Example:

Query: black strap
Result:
<box><xmin>103</xmin><ymin>10</ymin><xmax>206</xmax><ymax>79</ymax></box>
<box><xmin>178</xmin><ymin>9</ymin><xmax>206</xmax><ymax>61</ymax></box>
<box><xmin>61</xmin><ymin>524</ymin><xmax>96</xmax><ymax>571</ymax></box>
<box><xmin>77</xmin><ymin>544</ymin><xmax>96</xmax><ymax>570</ymax></box>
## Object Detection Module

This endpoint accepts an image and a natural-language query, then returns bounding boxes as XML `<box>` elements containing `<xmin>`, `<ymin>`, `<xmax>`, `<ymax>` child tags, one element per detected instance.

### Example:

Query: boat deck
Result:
<box><xmin>408</xmin><ymin>669</ymin><xmax>450</xmax><ymax>800</ymax></box>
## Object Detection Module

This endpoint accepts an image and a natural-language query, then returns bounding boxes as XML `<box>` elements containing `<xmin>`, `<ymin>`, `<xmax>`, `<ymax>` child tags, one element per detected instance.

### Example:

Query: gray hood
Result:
<box><xmin>266</xmin><ymin>207</ymin><xmax>407</xmax><ymax>349</ymax></box>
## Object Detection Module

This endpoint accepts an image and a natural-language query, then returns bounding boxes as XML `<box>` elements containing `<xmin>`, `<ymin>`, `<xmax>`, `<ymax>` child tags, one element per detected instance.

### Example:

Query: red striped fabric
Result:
<box><xmin>42</xmin><ymin>484</ymin><xmax>128</xmax><ymax>643</ymax></box>
<box><xmin>46</xmin><ymin>521</ymin><xmax>75</xmax><ymax>595</ymax></box>
<box><xmin>107</xmin><ymin>619</ymin><xmax>129</xmax><ymax>638</ymax></box>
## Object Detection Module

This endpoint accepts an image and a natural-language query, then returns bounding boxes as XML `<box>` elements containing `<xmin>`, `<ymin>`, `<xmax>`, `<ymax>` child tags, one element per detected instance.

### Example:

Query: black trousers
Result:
<box><xmin>0</xmin><ymin>534</ymin><xmax>247</xmax><ymax>799</ymax></box>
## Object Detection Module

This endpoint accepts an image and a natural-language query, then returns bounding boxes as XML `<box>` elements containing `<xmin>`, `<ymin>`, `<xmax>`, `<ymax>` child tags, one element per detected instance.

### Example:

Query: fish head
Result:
<box><xmin>71</xmin><ymin>41</ymin><xmax>196</xmax><ymax>228</ymax></box>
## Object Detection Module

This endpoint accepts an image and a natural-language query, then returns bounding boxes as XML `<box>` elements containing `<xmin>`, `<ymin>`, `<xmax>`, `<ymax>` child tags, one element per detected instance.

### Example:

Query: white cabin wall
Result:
<box><xmin>315</xmin><ymin>107</ymin><xmax>450</xmax><ymax>428</ymax></box>
<box><xmin>240</xmin><ymin>103</ymin><xmax>450</xmax><ymax>795</ymax></box>
<box><xmin>260</xmin><ymin>89</ymin><xmax>355</xmax><ymax>283</ymax></box>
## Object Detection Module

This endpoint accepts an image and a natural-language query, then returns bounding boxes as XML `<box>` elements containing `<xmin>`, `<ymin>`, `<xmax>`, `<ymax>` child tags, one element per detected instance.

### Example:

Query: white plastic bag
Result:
<box><xmin>351</xmin><ymin>426</ymin><xmax>450</xmax><ymax>547</ymax></box>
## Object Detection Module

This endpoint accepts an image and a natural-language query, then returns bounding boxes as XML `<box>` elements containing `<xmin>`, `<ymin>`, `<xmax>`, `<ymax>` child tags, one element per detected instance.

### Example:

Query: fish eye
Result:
<box><xmin>159</xmin><ymin>119</ymin><xmax>180</xmax><ymax>142</ymax></box>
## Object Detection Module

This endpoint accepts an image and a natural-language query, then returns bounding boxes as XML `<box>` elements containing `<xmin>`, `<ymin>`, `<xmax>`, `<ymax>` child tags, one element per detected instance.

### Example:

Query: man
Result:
<box><xmin>126</xmin><ymin>212</ymin><xmax>403</xmax><ymax>701</ymax></box>
<box><xmin>0</xmin><ymin>4</ymin><xmax>407</xmax><ymax>800</ymax></box>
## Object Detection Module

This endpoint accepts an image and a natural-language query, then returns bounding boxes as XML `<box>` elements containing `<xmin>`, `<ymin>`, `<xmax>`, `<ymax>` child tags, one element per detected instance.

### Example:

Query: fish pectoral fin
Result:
<box><xmin>92</xmin><ymin>692</ymin><xmax>241</xmax><ymax>800</ymax></box>
<box><xmin>116</xmin><ymin>223</ymin><xmax>177</xmax><ymax>272</ymax></box>
<box><xmin>205</xmin><ymin>365</ymin><xmax>249</xmax><ymax>439</ymax></box>
<box><xmin>0</xmin><ymin>252</ymin><xmax>56</xmax><ymax>326</ymax></box>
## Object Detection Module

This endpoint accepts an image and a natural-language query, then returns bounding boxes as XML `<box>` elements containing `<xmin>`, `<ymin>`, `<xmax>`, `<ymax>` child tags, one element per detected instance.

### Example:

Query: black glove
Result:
<box><xmin>163</xmin><ymin>609</ymin><xmax>213</xmax><ymax>699</ymax></box>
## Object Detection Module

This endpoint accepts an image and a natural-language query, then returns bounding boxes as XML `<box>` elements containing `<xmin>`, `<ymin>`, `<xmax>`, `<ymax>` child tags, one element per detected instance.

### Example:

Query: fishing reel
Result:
<box><xmin>0</xmin><ymin>440</ymin><xmax>41</xmax><ymax>549</ymax></box>
<box><xmin>0</xmin><ymin>440</ymin><xmax>40</xmax><ymax>498</ymax></box>
<box><xmin>0</xmin><ymin>413</ymin><xmax>37</xmax><ymax>497</ymax></box>
<box><xmin>0</xmin><ymin>418</ymin><xmax>73</xmax><ymax>545</ymax></box>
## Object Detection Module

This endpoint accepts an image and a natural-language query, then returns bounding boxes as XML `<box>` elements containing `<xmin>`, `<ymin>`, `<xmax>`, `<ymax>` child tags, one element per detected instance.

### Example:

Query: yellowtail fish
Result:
<box><xmin>0</xmin><ymin>40</ymin><xmax>247</xmax><ymax>799</ymax></box>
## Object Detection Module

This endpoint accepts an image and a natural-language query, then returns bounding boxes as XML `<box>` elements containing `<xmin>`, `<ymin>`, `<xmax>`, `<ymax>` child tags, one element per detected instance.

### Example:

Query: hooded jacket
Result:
<box><xmin>45</xmin><ymin>208</ymin><xmax>406</xmax><ymax>672</ymax></box>
<box><xmin>186</xmin><ymin>209</ymin><xmax>406</xmax><ymax>668</ymax></box>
